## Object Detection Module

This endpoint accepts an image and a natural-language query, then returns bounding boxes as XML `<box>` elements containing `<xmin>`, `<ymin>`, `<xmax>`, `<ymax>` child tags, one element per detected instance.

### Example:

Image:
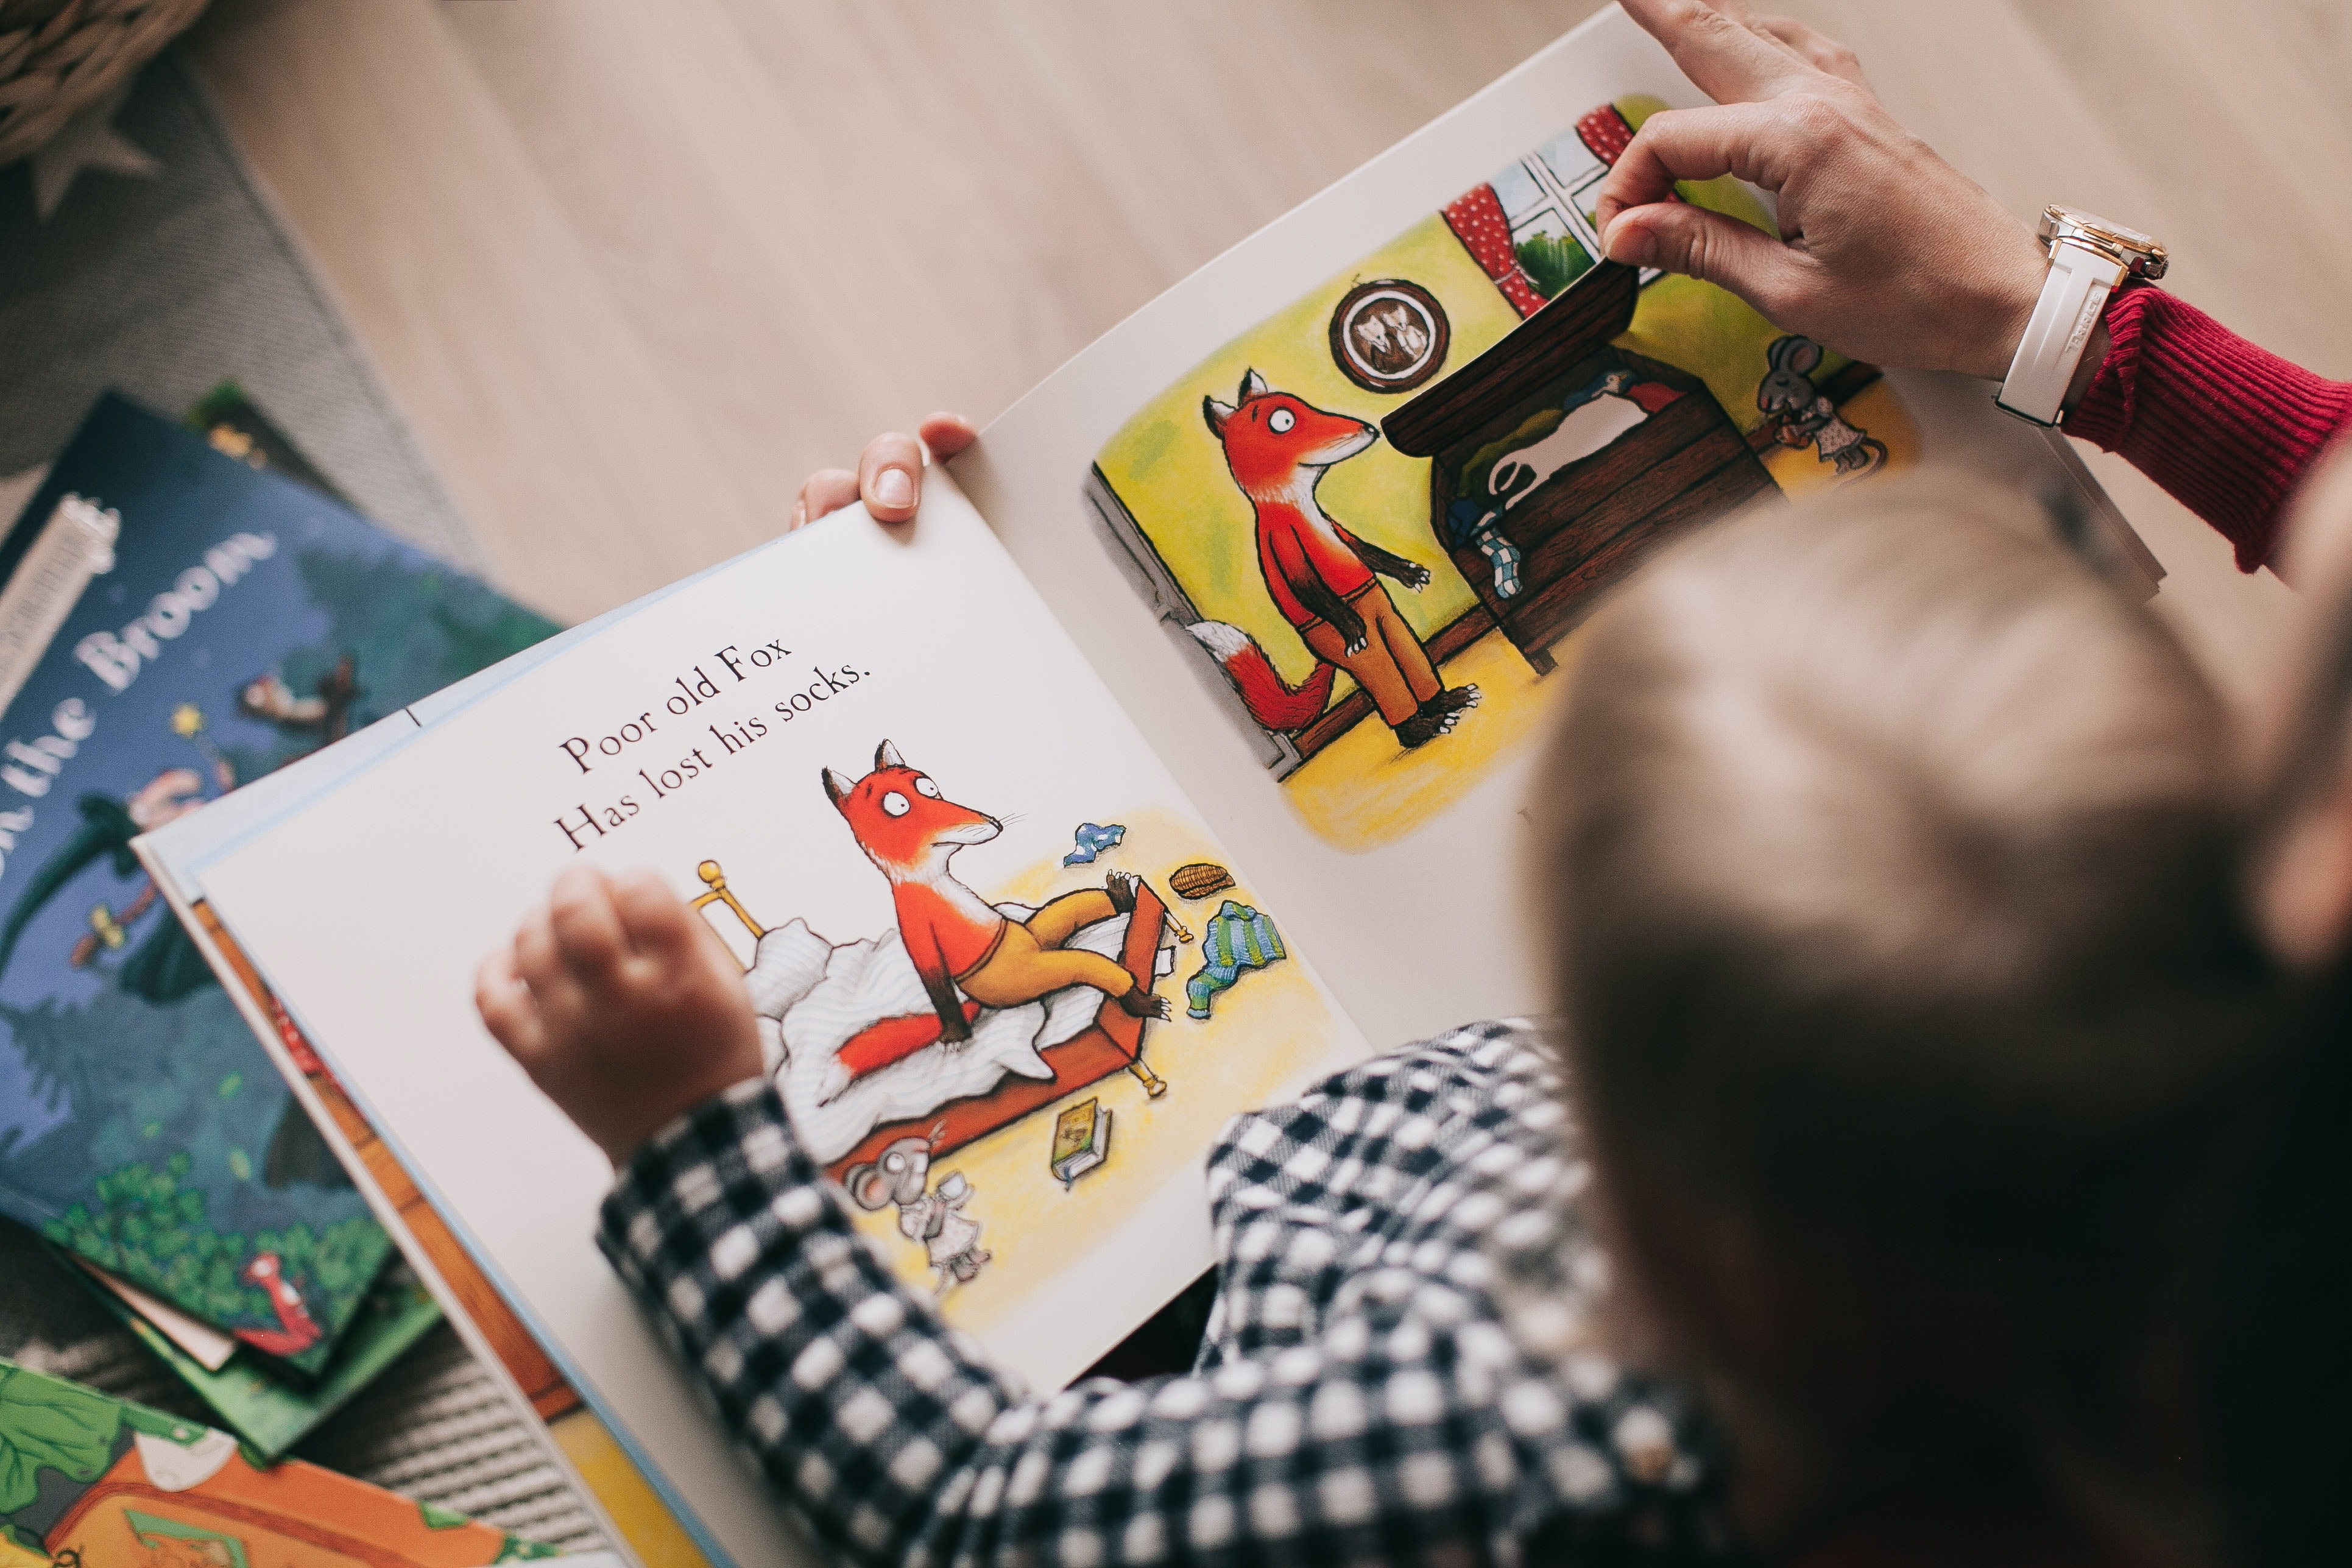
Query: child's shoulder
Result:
<box><xmin>1202</xmin><ymin>1017</ymin><xmax>1573</xmax><ymax>1223</ymax></box>
<box><xmin>1274</xmin><ymin>1016</ymin><xmax>1561</xmax><ymax>1123</ymax></box>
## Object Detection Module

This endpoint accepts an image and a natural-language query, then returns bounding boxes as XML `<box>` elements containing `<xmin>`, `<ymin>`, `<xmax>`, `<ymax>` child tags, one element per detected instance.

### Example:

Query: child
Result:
<box><xmin>477</xmin><ymin>471</ymin><xmax>2262</xmax><ymax>1564</ymax></box>
<box><xmin>1524</xmin><ymin>477</ymin><xmax>2273</xmax><ymax>1560</ymax></box>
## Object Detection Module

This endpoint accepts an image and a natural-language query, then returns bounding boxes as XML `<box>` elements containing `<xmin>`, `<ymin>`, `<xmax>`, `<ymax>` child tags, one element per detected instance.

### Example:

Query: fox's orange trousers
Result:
<box><xmin>1300</xmin><ymin>582</ymin><xmax>1441</xmax><ymax>726</ymax></box>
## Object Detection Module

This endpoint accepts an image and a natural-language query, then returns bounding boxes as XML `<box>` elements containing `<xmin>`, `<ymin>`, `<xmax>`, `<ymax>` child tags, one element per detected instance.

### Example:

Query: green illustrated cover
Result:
<box><xmin>0</xmin><ymin>1357</ymin><xmax>551</xmax><ymax>1561</ymax></box>
<box><xmin>0</xmin><ymin>394</ymin><xmax>559</xmax><ymax>1377</ymax></box>
<box><xmin>71</xmin><ymin>1246</ymin><xmax>444</xmax><ymax>1460</ymax></box>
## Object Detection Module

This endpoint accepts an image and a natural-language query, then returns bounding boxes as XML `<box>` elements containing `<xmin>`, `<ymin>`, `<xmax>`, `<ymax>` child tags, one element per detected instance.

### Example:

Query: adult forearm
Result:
<box><xmin>2064</xmin><ymin>284</ymin><xmax>2352</xmax><ymax>574</ymax></box>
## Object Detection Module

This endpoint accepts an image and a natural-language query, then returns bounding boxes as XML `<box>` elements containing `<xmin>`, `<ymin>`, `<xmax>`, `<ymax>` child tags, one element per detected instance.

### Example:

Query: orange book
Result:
<box><xmin>0</xmin><ymin>1358</ymin><xmax>549</xmax><ymax>1567</ymax></box>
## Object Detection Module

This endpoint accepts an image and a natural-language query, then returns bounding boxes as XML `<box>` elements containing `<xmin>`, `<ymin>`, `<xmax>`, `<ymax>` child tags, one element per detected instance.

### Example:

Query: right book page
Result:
<box><xmin>956</xmin><ymin>2</ymin><xmax>2152</xmax><ymax>1044</ymax></box>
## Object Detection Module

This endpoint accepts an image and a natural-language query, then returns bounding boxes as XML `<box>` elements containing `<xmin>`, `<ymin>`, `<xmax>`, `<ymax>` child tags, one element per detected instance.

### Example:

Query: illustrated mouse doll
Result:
<box><xmin>1759</xmin><ymin>334</ymin><xmax>1889</xmax><ymax>481</ymax></box>
<box><xmin>845</xmin><ymin>1132</ymin><xmax>991</xmax><ymax>1291</ymax></box>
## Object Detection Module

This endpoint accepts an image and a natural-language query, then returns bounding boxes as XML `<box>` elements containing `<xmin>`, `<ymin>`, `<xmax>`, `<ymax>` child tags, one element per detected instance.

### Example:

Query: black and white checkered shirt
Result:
<box><xmin>600</xmin><ymin>1020</ymin><xmax>1731</xmax><ymax>1565</ymax></box>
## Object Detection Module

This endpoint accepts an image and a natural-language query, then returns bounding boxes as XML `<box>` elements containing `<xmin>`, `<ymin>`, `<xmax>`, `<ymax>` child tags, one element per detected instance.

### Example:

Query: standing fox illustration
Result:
<box><xmin>823</xmin><ymin>742</ymin><xmax>1168</xmax><ymax>1079</ymax></box>
<box><xmin>1194</xmin><ymin>370</ymin><xmax>1478</xmax><ymax>748</ymax></box>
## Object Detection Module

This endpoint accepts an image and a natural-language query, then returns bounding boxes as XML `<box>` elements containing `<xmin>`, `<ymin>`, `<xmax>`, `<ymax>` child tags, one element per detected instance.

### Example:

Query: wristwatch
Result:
<box><xmin>1995</xmin><ymin>206</ymin><xmax>2169</xmax><ymax>427</ymax></box>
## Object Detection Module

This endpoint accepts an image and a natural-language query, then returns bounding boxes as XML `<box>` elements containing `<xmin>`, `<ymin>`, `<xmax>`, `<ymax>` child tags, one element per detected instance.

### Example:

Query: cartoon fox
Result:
<box><xmin>1198</xmin><ymin>370</ymin><xmax>1478</xmax><ymax>749</ymax></box>
<box><xmin>823</xmin><ymin>743</ymin><xmax>1167</xmax><ymax>1076</ymax></box>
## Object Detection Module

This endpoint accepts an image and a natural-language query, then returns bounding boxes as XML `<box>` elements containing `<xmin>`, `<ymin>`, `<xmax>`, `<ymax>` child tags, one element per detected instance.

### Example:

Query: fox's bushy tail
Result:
<box><xmin>822</xmin><ymin>1001</ymin><xmax>985</xmax><ymax>1103</ymax></box>
<box><xmin>1188</xmin><ymin>621</ymin><xmax>1335</xmax><ymax>732</ymax></box>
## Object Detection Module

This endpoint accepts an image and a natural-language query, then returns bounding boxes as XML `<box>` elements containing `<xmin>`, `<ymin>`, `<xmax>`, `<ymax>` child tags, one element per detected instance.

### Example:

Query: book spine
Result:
<box><xmin>0</xmin><ymin>494</ymin><xmax>119</xmax><ymax>716</ymax></box>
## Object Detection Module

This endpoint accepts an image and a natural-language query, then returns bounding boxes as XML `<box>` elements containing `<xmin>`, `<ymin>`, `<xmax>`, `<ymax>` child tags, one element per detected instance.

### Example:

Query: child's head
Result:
<box><xmin>1528</xmin><ymin>476</ymin><xmax>2270</xmax><ymax>1518</ymax></box>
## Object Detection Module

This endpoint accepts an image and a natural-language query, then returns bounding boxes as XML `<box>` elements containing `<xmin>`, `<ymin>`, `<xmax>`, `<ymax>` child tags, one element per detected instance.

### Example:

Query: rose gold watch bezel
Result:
<box><xmin>2041</xmin><ymin>205</ymin><xmax>2169</xmax><ymax>281</ymax></box>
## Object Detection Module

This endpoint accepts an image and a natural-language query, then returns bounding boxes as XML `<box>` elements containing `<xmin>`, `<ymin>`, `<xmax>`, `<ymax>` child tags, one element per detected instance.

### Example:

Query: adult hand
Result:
<box><xmin>789</xmin><ymin>414</ymin><xmax>980</xmax><ymax>531</ymax></box>
<box><xmin>1595</xmin><ymin>0</ymin><xmax>2049</xmax><ymax>381</ymax></box>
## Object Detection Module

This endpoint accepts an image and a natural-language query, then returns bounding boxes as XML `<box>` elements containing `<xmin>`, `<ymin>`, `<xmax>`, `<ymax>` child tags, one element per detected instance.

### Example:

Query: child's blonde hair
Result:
<box><xmin>1532</xmin><ymin>475</ymin><xmax>2269</xmax><ymax>1473</ymax></box>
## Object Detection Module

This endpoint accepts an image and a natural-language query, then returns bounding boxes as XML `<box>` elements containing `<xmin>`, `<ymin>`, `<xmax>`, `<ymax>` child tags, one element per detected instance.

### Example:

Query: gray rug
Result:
<box><xmin>0</xmin><ymin>49</ymin><xmax>601</xmax><ymax>1552</ymax></box>
<box><xmin>0</xmin><ymin>49</ymin><xmax>477</xmax><ymax>570</ymax></box>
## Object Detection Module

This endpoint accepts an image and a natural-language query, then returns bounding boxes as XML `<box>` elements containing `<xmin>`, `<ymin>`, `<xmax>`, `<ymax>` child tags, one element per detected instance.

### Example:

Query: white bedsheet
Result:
<box><xmin>747</xmin><ymin>903</ymin><xmax>1174</xmax><ymax>1165</ymax></box>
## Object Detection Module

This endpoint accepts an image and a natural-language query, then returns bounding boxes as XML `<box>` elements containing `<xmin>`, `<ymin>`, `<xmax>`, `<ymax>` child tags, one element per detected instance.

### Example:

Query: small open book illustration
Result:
<box><xmin>122</xmin><ymin>9</ymin><xmax>2155</xmax><ymax>1564</ymax></box>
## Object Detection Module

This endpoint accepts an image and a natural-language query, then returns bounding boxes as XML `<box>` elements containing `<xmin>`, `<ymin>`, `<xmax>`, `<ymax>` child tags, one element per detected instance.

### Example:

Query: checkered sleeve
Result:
<box><xmin>599</xmin><ymin>1077</ymin><xmax>1706</xmax><ymax>1566</ymax></box>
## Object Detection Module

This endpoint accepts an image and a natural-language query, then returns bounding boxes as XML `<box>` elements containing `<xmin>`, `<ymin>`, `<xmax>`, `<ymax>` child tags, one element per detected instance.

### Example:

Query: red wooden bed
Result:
<box><xmin>689</xmin><ymin>860</ymin><xmax>1170</xmax><ymax>1182</ymax></box>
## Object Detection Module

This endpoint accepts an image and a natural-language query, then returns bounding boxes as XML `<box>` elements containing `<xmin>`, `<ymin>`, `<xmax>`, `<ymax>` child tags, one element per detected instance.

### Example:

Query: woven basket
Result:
<box><xmin>0</xmin><ymin>0</ymin><xmax>208</xmax><ymax>165</ymax></box>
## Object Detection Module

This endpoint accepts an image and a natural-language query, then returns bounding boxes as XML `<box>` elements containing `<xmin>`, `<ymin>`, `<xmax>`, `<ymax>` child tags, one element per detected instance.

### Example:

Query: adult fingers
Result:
<box><xmin>1592</xmin><ymin>100</ymin><xmax>1807</xmax><ymax>231</ymax></box>
<box><xmin>1753</xmin><ymin>14</ymin><xmax>1871</xmax><ymax>91</ymax></box>
<box><xmin>919</xmin><ymin>412</ymin><xmax>980</xmax><ymax>462</ymax></box>
<box><xmin>793</xmin><ymin>469</ymin><xmax>861</xmax><ymax>531</ymax></box>
<box><xmin>1615</xmin><ymin>0</ymin><xmax>1817</xmax><ymax>107</ymax></box>
<box><xmin>859</xmin><ymin>431</ymin><xmax>927</xmax><ymax>524</ymax></box>
<box><xmin>476</xmin><ymin>947</ymin><xmax>548</xmax><ymax>1063</ymax></box>
<box><xmin>1602</xmin><ymin>201</ymin><xmax>1813</xmax><ymax>327</ymax></box>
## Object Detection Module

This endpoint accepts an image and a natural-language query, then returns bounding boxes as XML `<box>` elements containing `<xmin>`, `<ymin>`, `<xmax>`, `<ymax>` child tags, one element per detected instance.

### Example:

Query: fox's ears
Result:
<box><xmin>822</xmin><ymin>742</ymin><xmax>905</xmax><ymax>807</ymax></box>
<box><xmin>1202</xmin><ymin>369</ymin><xmax>1272</xmax><ymax>437</ymax></box>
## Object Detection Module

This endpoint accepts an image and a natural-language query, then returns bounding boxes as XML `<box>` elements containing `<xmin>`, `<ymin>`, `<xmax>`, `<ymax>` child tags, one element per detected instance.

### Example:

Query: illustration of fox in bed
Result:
<box><xmin>1196</xmin><ymin>370</ymin><xmax>1479</xmax><ymax>748</ymax></box>
<box><xmin>823</xmin><ymin>742</ymin><xmax>1169</xmax><ymax>1076</ymax></box>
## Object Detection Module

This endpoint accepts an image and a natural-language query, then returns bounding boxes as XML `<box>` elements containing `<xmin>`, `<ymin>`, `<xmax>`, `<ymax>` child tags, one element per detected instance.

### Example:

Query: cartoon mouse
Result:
<box><xmin>845</xmin><ymin>1133</ymin><xmax>991</xmax><ymax>1290</ymax></box>
<box><xmin>1758</xmin><ymin>335</ymin><xmax>1888</xmax><ymax>481</ymax></box>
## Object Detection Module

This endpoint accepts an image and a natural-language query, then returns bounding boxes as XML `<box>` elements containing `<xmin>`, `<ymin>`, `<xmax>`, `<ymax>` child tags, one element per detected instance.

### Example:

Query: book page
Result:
<box><xmin>168</xmin><ymin>479</ymin><xmax>1359</xmax><ymax>1565</ymax></box>
<box><xmin>956</xmin><ymin>3</ymin><xmax>2150</xmax><ymax>1041</ymax></box>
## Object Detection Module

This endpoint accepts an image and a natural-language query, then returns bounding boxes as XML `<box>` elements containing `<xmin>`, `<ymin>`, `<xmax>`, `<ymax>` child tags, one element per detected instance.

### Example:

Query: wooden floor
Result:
<box><xmin>185</xmin><ymin>0</ymin><xmax>2352</xmax><ymax>701</ymax></box>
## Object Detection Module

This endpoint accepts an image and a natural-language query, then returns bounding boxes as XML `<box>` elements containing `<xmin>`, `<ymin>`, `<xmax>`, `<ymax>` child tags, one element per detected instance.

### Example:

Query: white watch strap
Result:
<box><xmin>1997</xmin><ymin>238</ymin><xmax>2130</xmax><ymax>426</ymax></box>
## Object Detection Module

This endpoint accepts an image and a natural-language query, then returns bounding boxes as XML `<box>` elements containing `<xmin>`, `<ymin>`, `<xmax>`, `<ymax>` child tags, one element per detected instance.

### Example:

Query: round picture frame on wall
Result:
<box><xmin>1329</xmin><ymin>279</ymin><xmax>1451</xmax><ymax>395</ymax></box>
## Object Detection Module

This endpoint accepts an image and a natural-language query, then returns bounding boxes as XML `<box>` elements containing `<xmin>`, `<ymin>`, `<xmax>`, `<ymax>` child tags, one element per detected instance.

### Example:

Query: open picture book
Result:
<box><xmin>121</xmin><ymin>8</ymin><xmax>2155</xmax><ymax>1563</ymax></box>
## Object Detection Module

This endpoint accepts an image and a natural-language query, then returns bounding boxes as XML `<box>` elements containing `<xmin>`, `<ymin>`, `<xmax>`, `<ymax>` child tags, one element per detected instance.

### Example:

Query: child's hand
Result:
<box><xmin>476</xmin><ymin>865</ymin><xmax>764</xmax><ymax>1167</ymax></box>
<box><xmin>792</xmin><ymin>414</ymin><xmax>979</xmax><ymax>531</ymax></box>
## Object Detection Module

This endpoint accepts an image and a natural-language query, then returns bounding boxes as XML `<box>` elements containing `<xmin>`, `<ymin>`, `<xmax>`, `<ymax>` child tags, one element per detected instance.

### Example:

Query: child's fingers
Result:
<box><xmin>475</xmin><ymin>947</ymin><xmax>548</xmax><ymax>1064</ymax></box>
<box><xmin>859</xmin><ymin>432</ymin><xmax>927</xmax><ymax>524</ymax></box>
<box><xmin>794</xmin><ymin>468</ymin><xmax>861</xmax><ymax>530</ymax></box>
<box><xmin>608</xmin><ymin>867</ymin><xmax>697</xmax><ymax>959</ymax></box>
<box><xmin>547</xmin><ymin>864</ymin><xmax>626</xmax><ymax>980</ymax></box>
<box><xmin>512</xmin><ymin>902</ymin><xmax>560</xmax><ymax>984</ymax></box>
<box><xmin>919</xmin><ymin>413</ymin><xmax>979</xmax><ymax>462</ymax></box>
<box><xmin>512</xmin><ymin>902</ymin><xmax>592</xmax><ymax>1033</ymax></box>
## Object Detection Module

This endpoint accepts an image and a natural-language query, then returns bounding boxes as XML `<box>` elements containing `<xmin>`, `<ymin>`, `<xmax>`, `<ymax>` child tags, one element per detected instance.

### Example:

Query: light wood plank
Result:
<box><xmin>189</xmin><ymin>0</ymin><xmax>764</xmax><ymax>620</ymax></box>
<box><xmin>187</xmin><ymin>0</ymin><xmax>2342</xmax><ymax>690</ymax></box>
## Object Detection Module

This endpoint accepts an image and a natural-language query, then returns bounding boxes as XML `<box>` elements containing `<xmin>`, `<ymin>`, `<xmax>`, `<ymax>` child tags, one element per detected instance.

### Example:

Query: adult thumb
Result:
<box><xmin>1603</xmin><ymin>202</ymin><xmax>1807</xmax><ymax>323</ymax></box>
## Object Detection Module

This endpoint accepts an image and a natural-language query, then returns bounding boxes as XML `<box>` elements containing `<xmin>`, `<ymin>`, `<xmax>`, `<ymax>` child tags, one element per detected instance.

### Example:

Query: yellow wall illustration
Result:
<box><xmin>1095</xmin><ymin>98</ymin><xmax>1921</xmax><ymax>853</ymax></box>
<box><xmin>1096</xmin><ymin>214</ymin><xmax>1522</xmax><ymax>699</ymax></box>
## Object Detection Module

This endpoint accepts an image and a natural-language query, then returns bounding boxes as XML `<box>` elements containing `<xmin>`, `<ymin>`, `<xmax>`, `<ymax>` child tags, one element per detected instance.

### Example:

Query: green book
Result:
<box><xmin>65</xmin><ymin>1245</ymin><xmax>444</xmax><ymax>1461</ymax></box>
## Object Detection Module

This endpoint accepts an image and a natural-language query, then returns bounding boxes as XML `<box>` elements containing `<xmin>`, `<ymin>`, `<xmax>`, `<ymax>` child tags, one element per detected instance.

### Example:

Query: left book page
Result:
<box><xmin>144</xmin><ymin>478</ymin><xmax>1360</xmax><ymax>1566</ymax></box>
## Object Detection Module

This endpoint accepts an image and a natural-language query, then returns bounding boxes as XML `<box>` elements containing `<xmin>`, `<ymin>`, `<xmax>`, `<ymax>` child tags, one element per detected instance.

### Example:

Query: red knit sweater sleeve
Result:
<box><xmin>2063</xmin><ymin>283</ymin><xmax>2352</xmax><ymax>573</ymax></box>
